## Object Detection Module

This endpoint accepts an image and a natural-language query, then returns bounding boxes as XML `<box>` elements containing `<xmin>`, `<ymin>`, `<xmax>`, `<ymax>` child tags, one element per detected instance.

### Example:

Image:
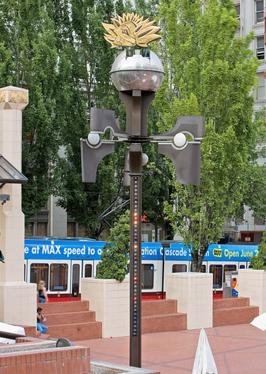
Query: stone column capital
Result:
<box><xmin>0</xmin><ymin>86</ymin><xmax>28</xmax><ymax>110</ymax></box>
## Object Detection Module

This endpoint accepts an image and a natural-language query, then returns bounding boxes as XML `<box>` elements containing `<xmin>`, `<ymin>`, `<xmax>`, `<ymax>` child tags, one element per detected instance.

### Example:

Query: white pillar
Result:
<box><xmin>238</xmin><ymin>269</ymin><xmax>266</xmax><ymax>314</ymax></box>
<box><xmin>0</xmin><ymin>86</ymin><xmax>36</xmax><ymax>326</ymax></box>
<box><xmin>165</xmin><ymin>273</ymin><xmax>213</xmax><ymax>329</ymax></box>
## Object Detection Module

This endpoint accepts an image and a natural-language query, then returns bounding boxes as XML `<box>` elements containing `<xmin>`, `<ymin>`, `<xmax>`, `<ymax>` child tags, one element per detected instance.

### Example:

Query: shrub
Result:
<box><xmin>96</xmin><ymin>210</ymin><xmax>130</xmax><ymax>282</ymax></box>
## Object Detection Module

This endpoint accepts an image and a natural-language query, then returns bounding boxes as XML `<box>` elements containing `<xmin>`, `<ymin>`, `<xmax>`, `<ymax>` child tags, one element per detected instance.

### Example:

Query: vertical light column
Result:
<box><xmin>129</xmin><ymin>144</ymin><xmax>142</xmax><ymax>368</ymax></box>
<box><xmin>0</xmin><ymin>86</ymin><xmax>36</xmax><ymax>326</ymax></box>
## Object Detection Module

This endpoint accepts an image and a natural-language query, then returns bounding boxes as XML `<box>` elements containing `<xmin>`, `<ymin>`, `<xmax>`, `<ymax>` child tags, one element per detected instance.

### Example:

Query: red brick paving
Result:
<box><xmin>77</xmin><ymin>324</ymin><xmax>266</xmax><ymax>373</ymax></box>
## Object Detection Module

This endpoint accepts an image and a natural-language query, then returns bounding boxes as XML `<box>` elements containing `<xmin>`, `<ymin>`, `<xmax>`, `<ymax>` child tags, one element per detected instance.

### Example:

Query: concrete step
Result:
<box><xmin>213</xmin><ymin>306</ymin><xmax>259</xmax><ymax>327</ymax></box>
<box><xmin>39</xmin><ymin>301</ymin><xmax>90</xmax><ymax>313</ymax></box>
<box><xmin>142</xmin><ymin>313</ymin><xmax>187</xmax><ymax>334</ymax></box>
<box><xmin>142</xmin><ymin>299</ymin><xmax>177</xmax><ymax>316</ymax></box>
<box><xmin>47</xmin><ymin>321</ymin><xmax>102</xmax><ymax>341</ymax></box>
<box><xmin>213</xmin><ymin>297</ymin><xmax>250</xmax><ymax>310</ymax></box>
<box><xmin>45</xmin><ymin>311</ymin><xmax>96</xmax><ymax>326</ymax></box>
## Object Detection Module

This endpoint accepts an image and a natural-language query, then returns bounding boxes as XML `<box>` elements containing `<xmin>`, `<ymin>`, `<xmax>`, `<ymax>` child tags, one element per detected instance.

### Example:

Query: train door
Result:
<box><xmin>141</xmin><ymin>260</ymin><xmax>163</xmax><ymax>294</ymax></box>
<box><xmin>49</xmin><ymin>261</ymin><xmax>70</xmax><ymax>294</ymax></box>
<box><xmin>209</xmin><ymin>263</ymin><xmax>223</xmax><ymax>291</ymax></box>
<box><xmin>209</xmin><ymin>263</ymin><xmax>237</xmax><ymax>291</ymax></box>
<box><xmin>71</xmin><ymin>261</ymin><xmax>82</xmax><ymax>297</ymax></box>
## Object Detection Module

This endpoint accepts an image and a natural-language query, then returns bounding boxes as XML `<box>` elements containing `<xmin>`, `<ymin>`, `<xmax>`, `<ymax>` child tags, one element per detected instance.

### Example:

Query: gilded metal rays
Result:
<box><xmin>102</xmin><ymin>13</ymin><xmax>161</xmax><ymax>48</ymax></box>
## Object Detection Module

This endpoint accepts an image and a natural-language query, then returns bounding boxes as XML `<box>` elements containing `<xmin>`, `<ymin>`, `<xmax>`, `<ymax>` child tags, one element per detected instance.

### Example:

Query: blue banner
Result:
<box><xmin>165</xmin><ymin>243</ymin><xmax>192</xmax><ymax>260</ymax></box>
<box><xmin>206</xmin><ymin>244</ymin><xmax>258</xmax><ymax>262</ymax></box>
<box><xmin>24</xmin><ymin>239</ymin><xmax>163</xmax><ymax>261</ymax></box>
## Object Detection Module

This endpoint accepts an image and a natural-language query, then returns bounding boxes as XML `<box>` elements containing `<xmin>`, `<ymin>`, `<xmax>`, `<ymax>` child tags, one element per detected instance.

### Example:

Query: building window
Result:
<box><xmin>256</xmin><ymin>36</ymin><xmax>265</xmax><ymax>59</ymax></box>
<box><xmin>256</xmin><ymin>0</ymin><xmax>264</xmax><ymax>23</ymax></box>
<box><xmin>25</xmin><ymin>223</ymin><xmax>34</xmax><ymax>237</ymax></box>
<box><xmin>235</xmin><ymin>3</ymin><xmax>240</xmax><ymax>20</ymax></box>
<box><xmin>67</xmin><ymin>222</ymin><xmax>76</xmax><ymax>237</ymax></box>
<box><xmin>256</xmin><ymin>73</ymin><xmax>265</xmax><ymax>99</ymax></box>
<box><xmin>36</xmin><ymin>222</ymin><xmax>48</xmax><ymax>236</ymax></box>
<box><xmin>78</xmin><ymin>224</ymin><xmax>87</xmax><ymax>237</ymax></box>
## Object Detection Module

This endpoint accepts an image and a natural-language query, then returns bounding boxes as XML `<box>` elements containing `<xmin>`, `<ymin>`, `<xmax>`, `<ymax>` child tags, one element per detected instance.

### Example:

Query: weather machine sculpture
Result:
<box><xmin>81</xmin><ymin>13</ymin><xmax>205</xmax><ymax>368</ymax></box>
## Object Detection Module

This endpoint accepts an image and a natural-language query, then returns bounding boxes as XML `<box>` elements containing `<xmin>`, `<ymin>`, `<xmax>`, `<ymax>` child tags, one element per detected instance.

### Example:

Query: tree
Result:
<box><xmin>251</xmin><ymin>232</ymin><xmax>266</xmax><ymax>270</ymax></box>
<box><xmin>55</xmin><ymin>0</ymin><xmax>173</xmax><ymax>239</ymax></box>
<box><xmin>156</xmin><ymin>0</ymin><xmax>260</xmax><ymax>270</ymax></box>
<box><xmin>53</xmin><ymin>0</ymin><xmax>132</xmax><ymax>238</ymax></box>
<box><xmin>96</xmin><ymin>210</ymin><xmax>130</xmax><ymax>281</ymax></box>
<box><xmin>0</xmin><ymin>0</ymin><xmax>60</xmax><ymax>218</ymax></box>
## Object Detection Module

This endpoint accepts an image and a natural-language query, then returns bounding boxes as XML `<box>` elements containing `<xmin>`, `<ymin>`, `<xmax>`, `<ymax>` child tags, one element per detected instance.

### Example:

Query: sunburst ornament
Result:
<box><xmin>102</xmin><ymin>13</ymin><xmax>161</xmax><ymax>48</ymax></box>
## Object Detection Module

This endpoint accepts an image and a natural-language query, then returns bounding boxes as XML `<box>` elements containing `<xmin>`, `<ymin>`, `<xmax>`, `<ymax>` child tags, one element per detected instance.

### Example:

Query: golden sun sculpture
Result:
<box><xmin>102</xmin><ymin>13</ymin><xmax>161</xmax><ymax>48</ymax></box>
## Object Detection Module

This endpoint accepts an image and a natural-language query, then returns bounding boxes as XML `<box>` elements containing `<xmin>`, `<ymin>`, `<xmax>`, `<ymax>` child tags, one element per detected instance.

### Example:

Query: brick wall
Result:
<box><xmin>0</xmin><ymin>345</ymin><xmax>90</xmax><ymax>373</ymax></box>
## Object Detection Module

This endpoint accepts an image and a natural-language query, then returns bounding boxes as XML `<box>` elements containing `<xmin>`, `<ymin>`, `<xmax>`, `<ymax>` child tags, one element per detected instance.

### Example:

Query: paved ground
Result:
<box><xmin>77</xmin><ymin>324</ymin><xmax>266</xmax><ymax>373</ymax></box>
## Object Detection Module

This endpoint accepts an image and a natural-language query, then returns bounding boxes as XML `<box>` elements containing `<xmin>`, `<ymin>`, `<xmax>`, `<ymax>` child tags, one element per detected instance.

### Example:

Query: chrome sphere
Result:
<box><xmin>111</xmin><ymin>49</ymin><xmax>164</xmax><ymax>92</ymax></box>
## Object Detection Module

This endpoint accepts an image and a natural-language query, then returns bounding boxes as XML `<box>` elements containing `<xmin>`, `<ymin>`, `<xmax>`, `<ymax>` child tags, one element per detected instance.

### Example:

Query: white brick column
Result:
<box><xmin>81</xmin><ymin>277</ymin><xmax>129</xmax><ymax>338</ymax></box>
<box><xmin>238</xmin><ymin>269</ymin><xmax>266</xmax><ymax>314</ymax></box>
<box><xmin>0</xmin><ymin>86</ymin><xmax>36</xmax><ymax>326</ymax></box>
<box><xmin>165</xmin><ymin>272</ymin><xmax>213</xmax><ymax>329</ymax></box>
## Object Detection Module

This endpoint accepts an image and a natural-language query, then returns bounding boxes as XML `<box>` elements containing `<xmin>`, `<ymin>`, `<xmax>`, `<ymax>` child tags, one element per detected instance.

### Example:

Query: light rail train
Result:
<box><xmin>24</xmin><ymin>238</ymin><xmax>258</xmax><ymax>298</ymax></box>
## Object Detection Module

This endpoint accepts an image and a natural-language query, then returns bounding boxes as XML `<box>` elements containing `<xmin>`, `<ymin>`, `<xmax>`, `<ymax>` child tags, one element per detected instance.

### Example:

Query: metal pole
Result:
<box><xmin>129</xmin><ymin>144</ymin><xmax>142</xmax><ymax>367</ymax></box>
<box><xmin>120</xmin><ymin>91</ymin><xmax>154</xmax><ymax>368</ymax></box>
<box><xmin>129</xmin><ymin>170</ymin><xmax>142</xmax><ymax>366</ymax></box>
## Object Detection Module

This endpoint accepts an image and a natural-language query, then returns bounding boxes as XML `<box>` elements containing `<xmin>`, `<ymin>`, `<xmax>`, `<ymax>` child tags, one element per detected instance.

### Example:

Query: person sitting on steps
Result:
<box><xmin>37</xmin><ymin>280</ymin><xmax>48</xmax><ymax>304</ymax></box>
<box><xmin>37</xmin><ymin>307</ymin><xmax>48</xmax><ymax>334</ymax></box>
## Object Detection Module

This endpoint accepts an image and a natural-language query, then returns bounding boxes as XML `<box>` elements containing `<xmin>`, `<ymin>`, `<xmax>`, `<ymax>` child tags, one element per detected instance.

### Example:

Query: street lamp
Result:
<box><xmin>81</xmin><ymin>13</ymin><xmax>205</xmax><ymax>368</ymax></box>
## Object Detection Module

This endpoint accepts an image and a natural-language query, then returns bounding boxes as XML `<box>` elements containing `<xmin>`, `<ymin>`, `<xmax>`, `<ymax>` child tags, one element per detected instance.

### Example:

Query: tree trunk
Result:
<box><xmin>191</xmin><ymin>252</ymin><xmax>202</xmax><ymax>272</ymax></box>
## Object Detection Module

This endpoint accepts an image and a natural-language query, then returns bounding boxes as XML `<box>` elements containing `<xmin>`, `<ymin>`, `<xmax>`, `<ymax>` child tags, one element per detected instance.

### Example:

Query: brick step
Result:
<box><xmin>142</xmin><ymin>313</ymin><xmax>187</xmax><ymax>334</ymax></box>
<box><xmin>213</xmin><ymin>306</ymin><xmax>259</xmax><ymax>327</ymax></box>
<box><xmin>47</xmin><ymin>321</ymin><xmax>102</xmax><ymax>341</ymax></box>
<box><xmin>213</xmin><ymin>297</ymin><xmax>250</xmax><ymax>310</ymax></box>
<box><xmin>142</xmin><ymin>299</ymin><xmax>177</xmax><ymax>316</ymax></box>
<box><xmin>45</xmin><ymin>311</ymin><xmax>96</xmax><ymax>326</ymax></box>
<box><xmin>39</xmin><ymin>301</ymin><xmax>90</xmax><ymax>313</ymax></box>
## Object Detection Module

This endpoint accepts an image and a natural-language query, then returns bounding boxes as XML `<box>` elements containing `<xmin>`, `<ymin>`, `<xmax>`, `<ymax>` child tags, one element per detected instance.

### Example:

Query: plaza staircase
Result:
<box><xmin>213</xmin><ymin>297</ymin><xmax>259</xmax><ymax>327</ymax></box>
<box><xmin>32</xmin><ymin>301</ymin><xmax>102</xmax><ymax>341</ymax></box>
<box><xmin>142</xmin><ymin>299</ymin><xmax>187</xmax><ymax>333</ymax></box>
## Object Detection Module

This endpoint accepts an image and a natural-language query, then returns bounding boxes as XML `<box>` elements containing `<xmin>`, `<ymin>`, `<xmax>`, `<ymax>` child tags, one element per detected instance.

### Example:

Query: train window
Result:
<box><xmin>239</xmin><ymin>264</ymin><xmax>246</xmax><ymax>269</ymax></box>
<box><xmin>223</xmin><ymin>265</ymin><xmax>237</xmax><ymax>282</ymax></box>
<box><xmin>50</xmin><ymin>264</ymin><xmax>68</xmax><ymax>291</ymax></box>
<box><xmin>209</xmin><ymin>265</ymin><xmax>223</xmax><ymax>289</ymax></box>
<box><xmin>172</xmin><ymin>264</ymin><xmax>187</xmax><ymax>272</ymax></box>
<box><xmin>142</xmin><ymin>264</ymin><xmax>154</xmax><ymax>289</ymax></box>
<box><xmin>189</xmin><ymin>264</ymin><xmax>206</xmax><ymax>272</ymax></box>
<box><xmin>30</xmin><ymin>263</ymin><xmax>49</xmax><ymax>287</ymax></box>
<box><xmin>85</xmin><ymin>264</ymin><xmax>92</xmax><ymax>277</ymax></box>
<box><xmin>72</xmin><ymin>264</ymin><xmax>80</xmax><ymax>296</ymax></box>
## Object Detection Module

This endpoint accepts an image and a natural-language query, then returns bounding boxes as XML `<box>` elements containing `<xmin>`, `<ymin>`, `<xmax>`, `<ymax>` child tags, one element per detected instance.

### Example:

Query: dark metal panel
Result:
<box><xmin>80</xmin><ymin>140</ymin><xmax>114</xmax><ymax>183</ymax></box>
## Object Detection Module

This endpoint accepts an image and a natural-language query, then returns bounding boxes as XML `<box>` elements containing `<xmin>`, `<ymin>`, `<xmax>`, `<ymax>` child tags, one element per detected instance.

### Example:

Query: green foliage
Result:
<box><xmin>157</xmin><ymin>0</ymin><xmax>260</xmax><ymax>270</ymax></box>
<box><xmin>0</xmin><ymin>1</ymin><xmax>60</xmax><ymax>217</ymax></box>
<box><xmin>251</xmin><ymin>232</ymin><xmax>266</xmax><ymax>270</ymax></box>
<box><xmin>96</xmin><ymin>211</ymin><xmax>130</xmax><ymax>282</ymax></box>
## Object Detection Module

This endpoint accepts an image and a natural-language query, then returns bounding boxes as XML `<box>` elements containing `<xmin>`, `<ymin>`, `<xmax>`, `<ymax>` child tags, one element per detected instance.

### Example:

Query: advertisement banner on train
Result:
<box><xmin>24</xmin><ymin>239</ymin><xmax>163</xmax><ymax>261</ymax></box>
<box><xmin>206</xmin><ymin>244</ymin><xmax>258</xmax><ymax>262</ymax></box>
<box><xmin>165</xmin><ymin>243</ymin><xmax>192</xmax><ymax>260</ymax></box>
